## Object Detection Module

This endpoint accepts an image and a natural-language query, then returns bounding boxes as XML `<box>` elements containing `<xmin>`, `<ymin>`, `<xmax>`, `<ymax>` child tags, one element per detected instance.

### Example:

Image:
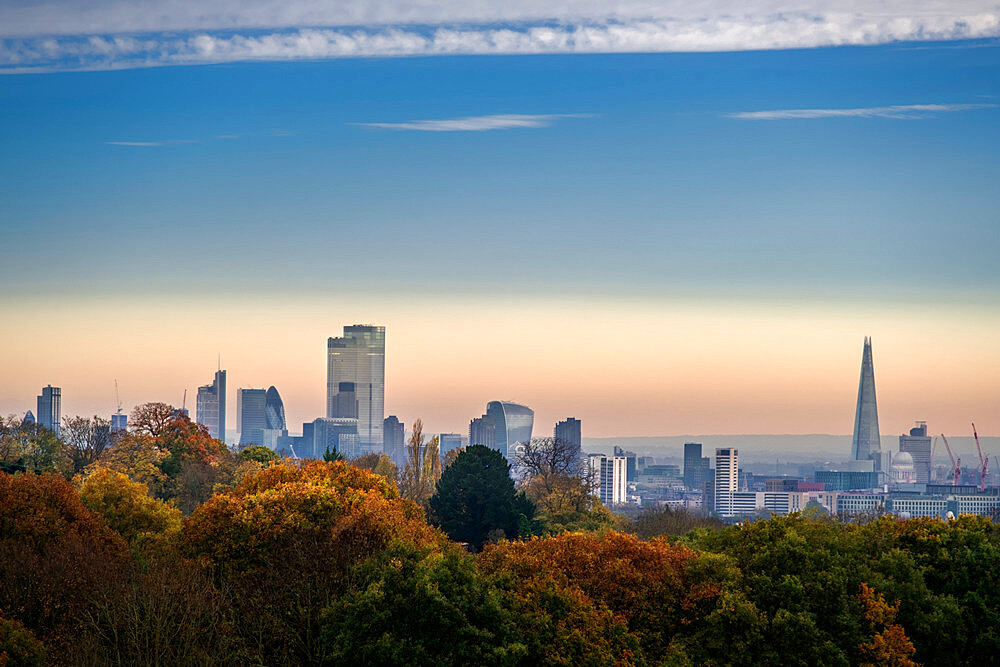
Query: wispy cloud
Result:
<box><xmin>1</xmin><ymin>1</ymin><xmax>999</xmax><ymax>73</ymax></box>
<box><xmin>728</xmin><ymin>103</ymin><xmax>998</xmax><ymax>120</ymax></box>
<box><xmin>106</xmin><ymin>141</ymin><xmax>163</xmax><ymax>146</ymax></box>
<box><xmin>355</xmin><ymin>113</ymin><xmax>592</xmax><ymax>132</ymax></box>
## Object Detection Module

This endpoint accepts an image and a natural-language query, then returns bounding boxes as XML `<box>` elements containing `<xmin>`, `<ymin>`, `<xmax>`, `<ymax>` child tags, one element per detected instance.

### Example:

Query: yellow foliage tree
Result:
<box><xmin>78</xmin><ymin>468</ymin><xmax>181</xmax><ymax>547</ymax></box>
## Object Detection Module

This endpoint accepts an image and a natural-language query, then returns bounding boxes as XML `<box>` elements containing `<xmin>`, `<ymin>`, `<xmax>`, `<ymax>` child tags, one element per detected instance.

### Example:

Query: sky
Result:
<box><xmin>1</xmin><ymin>1</ymin><xmax>999</xmax><ymax>440</ymax></box>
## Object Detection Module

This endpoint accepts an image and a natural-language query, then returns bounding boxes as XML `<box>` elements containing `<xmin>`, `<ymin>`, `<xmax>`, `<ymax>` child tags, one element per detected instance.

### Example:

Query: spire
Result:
<box><xmin>851</xmin><ymin>337</ymin><xmax>881</xmax><ymax>462</ymax></box>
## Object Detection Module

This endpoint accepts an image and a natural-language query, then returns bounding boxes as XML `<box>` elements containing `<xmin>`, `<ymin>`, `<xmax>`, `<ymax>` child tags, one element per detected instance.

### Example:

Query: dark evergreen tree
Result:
<box><xmin>430</xmin><ymin>444</ymin><xmax>534</xmax><ymax>551</ymax></box>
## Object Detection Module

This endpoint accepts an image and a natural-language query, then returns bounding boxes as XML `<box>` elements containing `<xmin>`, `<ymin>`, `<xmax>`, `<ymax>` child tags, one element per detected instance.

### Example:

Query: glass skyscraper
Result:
<box><xmin>237</xmin><ymin>388</ymin><xmax>267</xmax><ymax>446</ymax></box>
<box><xmin>327</xmin><ymin>325</ymin><xmax>385</xmax><ymax>455</ymax></box>
<box><xmin>36</xmin><ymin>385</ymin><xmax>61</xmax><ymax>435</ymax></box>
<box><xmin>196</xmin><ymin>369</ymin><xmax>226</xmax><ymax>441</ymax></box>
<box><xmin>486</xmin><ymin>400</ymin><xmax>534</xmax><ymax>462</ymax></box>
<box><xmin>554</xmin><ymin>417</ymin><xmax>582</xmax><ymax>455</ymax></box>
<box><xmin>851</xmin><ymin>337</ymin><xmax>881</xmax><ymax>466</ymax></box>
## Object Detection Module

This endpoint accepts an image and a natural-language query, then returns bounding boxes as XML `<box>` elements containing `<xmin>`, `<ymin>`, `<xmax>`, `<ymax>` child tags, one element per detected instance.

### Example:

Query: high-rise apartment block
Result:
<box><xmin>714</xmin><ymin>448</ymin><xmax>739</xmax><ymax>517</ymax></box>
<box><xmin>196</xmin><ymin>369</ymin><xmax>227</xmax><ymax>441</ymax></box>
<box><xmin>899</xmin><ymin>421</ymin><xmax>932</xmax><ymax>485</ymax></box>
<box><xmin>237</xmin><ymin>388</ymin><xmax>267</xmax><ymax>446</ymax></box>
<box><xmin>554</xmin><ymin>417</ymin><xmax>582</xmax><ymax>453</ymax></box>
<box><xmin>683</xmin><ymin>442</ymin><xmax>711</xmax><ymax>489</ymax></box>
<box><xmin>851</xmin><ymin>337</ymin><xmax>881</xmax><ymax>468</ymax></box>
<box><xmin>36</xmin><ymin>385</ymin><xmax>61</xmax><ymax>435</ymax></box>
<box><xmin>327</xmin><ymin>325</ymin><xmax>385</xmax><ymax>455</ymax></box>
<box><xmin>588</xmin><ymin>453</ymin><xmax>627</xmax><ymax>505</ymax></box>
<box><xmin>383</xmin><ymin>415</ymin><xmax>405</xmax><ymax>463</ymax></box>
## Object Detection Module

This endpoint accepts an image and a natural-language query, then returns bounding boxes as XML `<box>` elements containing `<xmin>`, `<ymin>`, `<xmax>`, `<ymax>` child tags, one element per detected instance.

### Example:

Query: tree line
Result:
<box><xmin>2</xmin><ymin>406</ymin><xmax>999</xmax><ymax>665</ymax></box>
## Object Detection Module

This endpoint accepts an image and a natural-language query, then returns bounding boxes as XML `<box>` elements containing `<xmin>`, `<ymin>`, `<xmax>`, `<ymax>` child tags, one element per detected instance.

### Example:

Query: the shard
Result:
<box><xmin>851</xmin><ymin>337</ymin><xmax>881</xmax><ymax>463</ymax></box>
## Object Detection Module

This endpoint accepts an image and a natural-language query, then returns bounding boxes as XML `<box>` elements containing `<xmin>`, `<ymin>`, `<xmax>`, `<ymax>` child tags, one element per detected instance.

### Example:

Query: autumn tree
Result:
<box><xmin>88</xmin><ymin>431</ymin><xmax>168</xmax><ymax>494</ymax></box>
<box><xmin>0</xmin><ymin>415</ymin><xmax>67</xmax><ymax>475</ymax></box>
<box><xmin>61</xmin><ymin>415</ymin><xmax>115</xmax><ymax>474</ymax></box>
<box><xmin>129</xmin><ymin>402</ymin><xmax>175</xmax><ymax>437</ymax></box>
<box><xmin>0</xmin><ymin>615</ymin><xmax>46</xmax><ymax>667</ymax></box>
<box><xmin>857</xmin><ymin>583</ymin><xmax>918</xmax><ymax>667</ymax></box>
<box><xmin>352</xmin><ymin>452</ymin><xmax>397</xmax><ymax>480</ymax></box>
<box><xmin>78</xmin><ymin>468</ymin><xmax>181</xmax><ymax>547</ymax></box>
<box><xmin>399</xmin><ymin>420</ymin><xmax>441</xmax><ymax>505</ymax></box>
<box><xmin>430</xmin><ymin>445</ymin><xmax>535</xmax><ymax>551</ymax></box>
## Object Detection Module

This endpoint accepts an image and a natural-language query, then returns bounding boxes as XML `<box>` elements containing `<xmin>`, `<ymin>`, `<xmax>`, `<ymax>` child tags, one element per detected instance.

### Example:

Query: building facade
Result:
<box><xmin>485</xmin><ymin>401</ymin><xmax>534</xmax><ymax>462</ymax></box>
<box><xmin>327</xmin><ymin>325</ymin><xmax>385</xmax><ymax>455</ymax></box>
<box><xmin>196</xmin><ymin>369</ymin><xmax>227</xmax><ymax>441</ymax></box>
<box><xmin>899</xmin><ymin>421</ymin><xmax>932</xmax><ymax>485</ymax></box>
<box><xmin>469</xmin><ymin>414</ymin><xmax>496</xmax><ymax>448</ymax></box>
<box><xmin>36</xmin><ymin>385</ymin><xmax>61</xmax><ymax>435</ymax></box>
<box><xmin>383</xmin><ymin>415</ymin><xmax>405</xmax><ymax>462</ymax></box>
<box><xmin>851</xmin><ymin>337</ymin><xmax>882</xmax><ymax>467</ymax></box>
<box><xmin>588</xmin><ymin>453</ymin><xmax>627</xmax><ymax>505</ymax></box>
<box><xmin>439</xmin><ymin>433</ymin><xmax>463</xmax><ymax>458</ymax></box>
<box><xmin>683</xmin><ymin>442</ymin><xmax>711</xmax><ymax>489</ymax></box>
<box><xmin>714</xmin><ymin>448</ymin><xmax>739</xmax><ymax>517</ymax></box>
<box><xmin>237</xmin><ymin>388</ymin><xmax>267</xmax><ymax>446</ymax></box>
<box><xmin>554</xmin><ymin>417</ymin><xmax>582</xmax><ymax>454</ymax></box>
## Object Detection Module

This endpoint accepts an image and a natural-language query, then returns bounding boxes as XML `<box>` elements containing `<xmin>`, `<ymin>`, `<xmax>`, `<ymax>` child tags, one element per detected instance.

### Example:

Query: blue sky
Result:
<box><xmin>2</xmin><ymin>42</ymin><xmax>998</xmax><ymax>302</ymax></box>
<box><xmin>1</xmin><ymin>1</ymin><xmax>999</xmax><ymax>435</ymax></box>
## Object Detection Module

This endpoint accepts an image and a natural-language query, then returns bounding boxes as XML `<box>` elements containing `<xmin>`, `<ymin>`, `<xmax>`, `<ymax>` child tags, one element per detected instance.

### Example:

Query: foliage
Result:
<box><xmin>128</xmin><ymin>402</ymin><xmax>176</xmax><ymax>437</ymax></box>
<box><xmin>62</xmin><ymin>415</ymin><xmax>115</xmax><ymax>474</ymax></box>
<box><xmin>399</xmin><ymin>420</ymin><xmax>441</xmax><ymax>505</ymax></box>
<box><xmin>634</xmin><ymin>504</ymin><xmax>725</xmax><ymax>539</ymax></box>
<box><xmin>323</xmin><ymin>445</ymin><xmax>344</xmax><ymax>462</ymax></box>
<box><xmin>238</xmin><ymin>444</ymin><xmax>280</xmax><ymax>465</ymax></box>
<box><xmin>352</xmin><ymin>452</ymin><xmax>397</xmax><ymax>480</ymax></box>
<box><xmin>857</xmin><ymin>583</ymin><xmax>918</xmax><ymax>667</ymax></box>
<box><xmin>78</xmin><ymin>468</ymin><xmax>181</xmax><ymax>548</ymax></box>
<box><xmin>322</xmin><ymin>543</ymin><xmax>526</xmax><ymax>665</ymax></box>
<box><xmin>88</xmin><ymin>431</ymin><xmax>168</xmax><ymax>494</ymax></box>
<box><xmin>0</xmin><ymin>615</ymin><xmax>46</xmax><ymax>667</ymax></box>
<box><xmin>0</xmin><ymin>415</ymin><xmax>67</xmax><ymax>476</ymax></box>
<box><xmin>430</xmin><ymin>445</ymin><xmax>535</xmax><ymax>551</ymax></box>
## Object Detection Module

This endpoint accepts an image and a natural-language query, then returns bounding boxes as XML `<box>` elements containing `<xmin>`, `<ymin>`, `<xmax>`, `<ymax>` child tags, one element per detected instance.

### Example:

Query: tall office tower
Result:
<box><xmin>111</xmin><ymin>413</ymin><xmax>127</xmax><ymax>432</ymax></box>
<box><xmin>259</xmin><ymin>386</ymin><xmax>288</xmax><ymax>448</ymax></box>
<box><xmin>899</xmin><ymin>421</ymin><xmax>932</xmax><ymax>485</ymax></box>
<box><xmin>327</xmin><ymin>325</ymin><xmax>385</xmax><ymax>455</ymax></box>
<box><xmin>309</xmin><ymin>417</ymin><xmax>360</xmax><ymax>459</ymax></box>
<box><xmin>714</xmin><ymin>448</ymin><xmax>739</xmax><ymax>517</ymax></box>
<box><xmin>588</xmin><ymin>453</ymin><xmax>627</xmax><ymax>505</ymax></box>
<box><xmin>554</xmin><ymin>417</ymin><xmax>582</xmax><ymax>454</ymax></box>
<box><xmin>383</xmin><ymin>415</ymin><xmax>405</xmax><ymax>462</ymax></box>
<box><xmin>36</xmin><ymin>385</ymin><xmax>61</xmax><ymax>435</ymax></box>
<box><xmin>613</xmin><ymin>446</ymin><xmax>638</xmax><ymax>482</ymax></box>
<box><xmin>683</xmin><ymin>443</ymin><xmax>711</xmax><ymax>489</ymax></box>
<box><xmin>851</xmin><ymin>337</ymin><xmax>882</xmax><ymax>466</ymax></box>
<box><xmin>237</xmin><ymin>388</ymin><xmax>268</xmax><ymax>446</ymax></box>
<box><xmin>486</xmin><ymin>401</ymin><xmax>534</xmax><ymax>462</ymax></box>
<box><xmin>469</xmin><ymin>414</ymin><xmax>496</xmax><ymax>448</ymax></box>
<box><xmin>196</xmin><ymin>369</ymin><xmax>227</xmax><ymax>441</ymax></box>
<box><xmin>330</xmin><ymin>382</ymin><xmax>359</xmax><ymax>418</ymax></box>
<box><xmin>439</xmin><ymin>433</ymin><xmax>463</xmax><ymax>458</ymax></box>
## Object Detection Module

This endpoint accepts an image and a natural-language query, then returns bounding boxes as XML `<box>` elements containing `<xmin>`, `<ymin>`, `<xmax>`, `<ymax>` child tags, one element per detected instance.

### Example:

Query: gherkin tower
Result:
<box><xmin>851</xmin><ymin>337</ymin><xmax>881</xmax><ymax>462</ymax></box>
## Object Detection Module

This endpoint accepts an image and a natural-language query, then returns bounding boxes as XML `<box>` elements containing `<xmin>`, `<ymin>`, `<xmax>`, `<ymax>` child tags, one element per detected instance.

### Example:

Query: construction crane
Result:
<box><xmin>972</xmin><ymin>423</ymin><xmax>988</xmax><ymax>491</ymax></box>
<box><xmin>114</xmin><ymin>379</ymin><xmax>123</xmax><ymax>417</ymax></box>
<box><xmin>941</xmin><ymin>433</ymin><xmax>961</xmax><ymax>486</ymax></box>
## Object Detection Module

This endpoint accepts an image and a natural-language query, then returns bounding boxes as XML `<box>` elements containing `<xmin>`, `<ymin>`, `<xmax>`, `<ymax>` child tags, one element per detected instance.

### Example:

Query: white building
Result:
<box><xmin>714</xmin><ymin>448</ymin><xmax>739</xmax><ymax>517</ymax></box>
<box><xmin>588</xmin><ymin>453</ymin><xmax>627</xmax><ymax>506</ymax></box>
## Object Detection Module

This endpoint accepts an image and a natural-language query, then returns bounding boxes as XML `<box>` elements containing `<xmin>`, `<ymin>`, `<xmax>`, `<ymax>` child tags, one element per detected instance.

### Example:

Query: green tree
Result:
<box><xmin>239</xmin><ymin>444</ymin><xmax>280</xmax><ymax>465</ymax></box>
<box><xmin>0</xmin><ymin>415</ymin><xmax>67</xmax><ymax>475</ymax></box>
<box><xmin>323</xmin><ymin>446</ymin><xmax>344</xmax><ymax>462</ymax></box>
<box><xmin>0</xmin><ymin>615</ymin><xmax>46</xmax><ymax>667</ymax></box>
<box><xmin>430</xmin><ymin>445</ymin><xmax>534</xmax><ymax>551</ymax></box>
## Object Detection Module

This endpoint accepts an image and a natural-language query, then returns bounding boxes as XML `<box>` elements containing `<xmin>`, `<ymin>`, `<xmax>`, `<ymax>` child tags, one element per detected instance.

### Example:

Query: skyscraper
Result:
<box><xmin>469</xmin><ymin>414</ymin><xmax>496</xmax><ymax>448</ymax></box>
<box><xmin>588</xmin><ymin>453</ymin><xmax>627</xmax><ymax>505</ymax></box>
<box><xmin>899</xmin><ymin>421</ymin><xmax>932</xmax><ymax>485</ymax></box>
<box><xmin>714</xmin><ymin>448</ymin><xmax>739</xmax><ymax>517</ymax></box>
<box><xmin>439</xmin><ymin>433</ymin><xmax>463</xmax><ymax>457</ymax></box>
<box><xmin>486</xmin><ymin>401</ymin><xmax>534</xmax><ymax>462</ymax></box>
<box><xmin>330</xmin><ymin>382</ymin><xmax>359</xmax><ymax>418</ymax></box>
<box><xmin>554</xmin><ymin>417</ymin><xmax>582</xmax><ymax>454</ymax></box>
<box><xmin>851</xmin><ymin>337</ymin><xmax>881</xmax><ymax>466</ymax></box>
<box><xmin>327</xmin><ymin>325</ymin><xmax>385</xmax><ymax>455</ymax></box>
<box><xmin>683</xmin><ymin>442</ymin><xmax>711</xmax><ymax>489</ymax></box>
<box><xmin>196</xmin><ymin>369</ymin><xmax>226</xmax><ymax>441</ymax></box>
<box><xmin>237</xmin><ymin>388</ymin><xmax>267</xmax><ymax>446</ymax></box>
<box><xmin>36</xmin><ymin>385</ymin><xmax>61</xmax><ymax>435</ymax></box>
<box><xmin>111</xmin><ymin>413</ymin><xmax>128</xmax><ymax>432</ymax></box>
<box><xmin>383</xmin><ymin>415</ymin><xmax>405</xmax><ymax>462</ymax></box>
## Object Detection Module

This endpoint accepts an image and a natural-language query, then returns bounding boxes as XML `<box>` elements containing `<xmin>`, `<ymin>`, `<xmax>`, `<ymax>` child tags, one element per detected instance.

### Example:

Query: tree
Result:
<box><xmin>0</xmin><ymin>415</ymin><xmax>67</xmax><ymax>475</ymax></box>
<box><xmin>88</xmin><ymin>432</ymin><xmax>168</xmax><ymax>495</ymax></box>
<box><xmin>399</xmin><ymin>420</ymin><xmax>441</xmax><ymax>505</ymax></box>
<box><xmin>129</xmin><ymin>402</ymin><xmax>176</xmax><ymax>437</ymax></box>
<box><xmin>0</xmin><ymin>615</ymin><xmax>46</xmax><ymax>667</ymax></box>
<box><xmin>323</xmin><ymin>446</ymin><xmax>344</xmax><ymax>462</ymax></box>
<box><xmin>635</xmin><ymin>504</ymin><xmax>724</xmax><ymax>539</ymax></box>
<box><xmin>430</xmin><ymin>445</ymin><xmax>534</xmax><ymax>551</ymax></box>
<box><xmin>239</xmin><ymin>445</ymin><xmax>280</xmax><ymax>466</ymax></box>
<box><xmin>352</xmin><ymin>452</ymin><xmax>397</xmax><ymax>480</ymax></box>
<box><xmin>61</xmin><ymin>415</ymin><xmax>115</xmax><ymax>474</ymax></box>
<box><xmin>78</xmin><ymin>468</ymin><xmax>181</xmax><ymax>547</ymax></box>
